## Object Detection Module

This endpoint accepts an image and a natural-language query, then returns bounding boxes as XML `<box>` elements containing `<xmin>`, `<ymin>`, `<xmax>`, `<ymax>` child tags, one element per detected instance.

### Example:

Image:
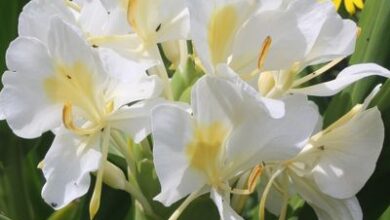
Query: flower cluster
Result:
<box><xmin>0</xmin><ymin>0</ymin><xmax>388</xmax><ymax>219</ymax></box>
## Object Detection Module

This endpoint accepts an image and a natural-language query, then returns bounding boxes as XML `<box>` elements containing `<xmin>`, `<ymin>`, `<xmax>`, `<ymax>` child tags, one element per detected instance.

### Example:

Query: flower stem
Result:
<box><xmin>155</xmin><ymin>45</ymin><xmax>174</xmax><ymax>101</ymax></box>
<box><xmin>89</xmin><ymin>126</ymin><xmax>111</xmax><ymax>220</ymax></box>
<box><xmin>111</xmin><ymin>130</ymin><xmax>159</xmax><ymax>219</ymax></box>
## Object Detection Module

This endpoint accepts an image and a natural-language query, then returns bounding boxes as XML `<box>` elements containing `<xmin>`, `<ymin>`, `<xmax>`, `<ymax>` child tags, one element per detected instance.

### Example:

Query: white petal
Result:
<box><xmin>152</xmin><ymin>104</ymin><xmax>206</xmax><ymax>206</ymax></box>
<box><xmin>362</xmin><ymin>84</ymin><xmax>382</xmax><ymax>110</ymax></box>
<box><xmin>191</xmin><ymin>76</ymin><xmax>239</xmax><ymax>126</ymax></box>
<box><xmin>231</xmin><ymin>0</ymin><xmax>336</xmax><ymax>74</ymax></box>
<box><xmin>210</xmin><ymin>189</ymin><xmax>243</xmax><ymax>220</ymax></box>
<box><xmin>99</xmin><ymin>48</ymin><xmax>162</xmax><ymax>107</ymax></box>
<box><xmin>99</xmin><ymin>48</ymin><xmax>155</xmax><ymax>82</ymax></box>
<box><xmin>312</xmin><ymin>107</ymin><xmax>384</xmax><ymax>199</ymax></box>
<box><xmin>79</xmin><ymin>0</ymin><xmax>131</xmax><ymax>36</ymax></box>
<box><xmin>18</xmin><ymin>0</ymin><xmax>75</xmax><ymax>43</ymax></box>
<box><xmin>290</xmin><ymin>64</ymin><xmax>390</xmax><ymax>96</ymax></box>
<box><xmin>6</xmin><ymin>37</ymin><xmax>53</xmax><ymax>76</ymax></box>
<box><xmin>216</xmin><ymin>64</ymin><xmax>286</xmax><ymax>119</ymax></box>
<box><xmin>47</xmin><ymin>17</ymin><xmax>103</xmax><ymax>76</ymax></box>
<box><xmin>303</xmin><ymin>17</ymin><xmax>357</xmax><ymax>66</ymax></box>
<box><xmin>92</xmin><ymin>34</ymin><xmax>155</xmax><ymax>62</ymax></box>
<box><xmin>231</xmin><ymin>5</ymin><xmax>306</xmax><ymax>73</ymax></box>
<box><xmin>290</xmin><ymin>173</ymin><xmax>362</xmax><ymax>220</ymax></box>
<box><xmin>41</xmin><ymin>131</ymin><xmax>101</xmax><ymax>210</ymax></box>
<box><xmin>227</xmin><ymin>95</ymin><xmax>319</xmax><ymax>174</ymax></box>
<box><xmin>155</xmin><ymin>1</ymin><xmax>190</xmax><ymax>42</ymax></box>
<box><xmin>188</xmin><ymin>0</ymin><xmax>256</xmax><ymax>74</ymax></box>
<box><xmin>108</xmin><ymin>99</ymin><xmax>164</xmax><ymax>143</ymax></box>
<box><xmin>0</xmin><ymin>38</ymin><xmax>61</xmax><ymax>138</ymax></box>
<box><xmin>192</xmin><ymin>67</ymin><xmax>284</xmax><ymax>128</ymax></box>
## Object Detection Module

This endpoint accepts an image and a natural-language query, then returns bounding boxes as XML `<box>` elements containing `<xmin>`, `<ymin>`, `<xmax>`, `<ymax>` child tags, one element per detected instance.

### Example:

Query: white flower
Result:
<box><xmin>152</xmin><ymin>65</ymin><xmax>319</xmax><ymax>220</ymax></box>
<box><xmin>296</xmin><ymin>85</ymin><xmax>384</xmax><ymax>199</ymax></box>
<box><xmin>187</xmin><ymin>0</ymin><xmax>257</xmax><ymax>74</ymax></box>
<box><xmin>86</xmin><ymin>0</ymin><xmax>190</xmax><ymax>59</ymax></box>
<box><xmin>0</xmin><ymin>17</ymin><xmax>161</xmax><ymax>138</ymax></box>
<box><xmin>258</xmin><ymin>86</ymin><xmax>384</xmax><ymax>220</ymax></box>
<box><xmin>188</xmin><ymin>0</ymin><xmax>390</xmax><ymax>99</ymax></box>
<box><xmin>0</xmin><ymin>17</ymin><xmax>162</xmax><ymax>211</ymax></box>
<box><xmin>40</xmin><ymin>130</ymin><xmax>101</xmax><ymax>210</ymax></box>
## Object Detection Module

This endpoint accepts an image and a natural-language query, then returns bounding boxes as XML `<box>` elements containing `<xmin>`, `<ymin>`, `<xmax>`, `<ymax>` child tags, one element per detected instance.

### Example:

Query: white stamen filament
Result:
<box><xmin>65</xmin><ymin>0</ymin><xmax>81</xmax><ymax>12</ymax></box>
<box><xmin>168</xmin><ymin>187</ymin><xmax>205</xmax><ymax>220</ymax></box>
<box><xmin>278</xmin><ymin>174</ymin><xmax>290</xmax><ymax>220</ymax></box>
<box><xmin>292</xmin><ymin>57</ymin><xmax>345</xmax><ymax>88</ymax></box>
<box><xmin>259</xmin><ymin>167</ymin><xmax>285</xmax><ymax>220</ymax></box>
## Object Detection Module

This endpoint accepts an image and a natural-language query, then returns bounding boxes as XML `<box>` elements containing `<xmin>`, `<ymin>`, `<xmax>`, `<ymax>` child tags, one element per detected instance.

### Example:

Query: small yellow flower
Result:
<box><xmin>333</xmin><ymin>0</ymin><xmax>364</xmax><ymax>15</ymax></box>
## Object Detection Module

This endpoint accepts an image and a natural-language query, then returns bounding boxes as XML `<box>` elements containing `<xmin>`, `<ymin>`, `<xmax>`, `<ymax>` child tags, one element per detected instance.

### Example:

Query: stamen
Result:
<box><xmin>105</xmin><ymin>101</ymin><xmax>114</xmax><ymax>114</ymax></box>
<box><xmin>65</xmin><ymin>0</ymin><xmax>81</xmax><ymax>12</ymax></box>
<box><xmin>247</xmin><ymin>164</ymin><xmax>263</xmax><ymax>192</ymax></box>
<box><xmin>313</xmin><ymin>104</ymin><xmax>363</xmax><ymax>139</ymax></box>
<box><xmin>259</xmin><ymin>167</ymin><xmax>285</xmax><ymax>220</ymax></box>
<box><xmin>218</xmin><ymin>165</ymin><xmax>263</xmax><ymax>196</ymax></box>
<box><xmin>292</xmin><ymin>57</ymin><xmax>345</xmax><ymax>88</ymax></box>
<box><xmin>220</xmin><ymin>183</ymin><xmax>251</xmax><ymax>195</ymax></box>
<box><xmin>62</xmin><ymin>103</ymin><xmax>103</xmax><ymax>136</ymax></box>
<box><xmin>257</xmin><ymin>36</ymin><xmax>272</xmax><ymax>70</ymax></box>
<box><xmin>278</xmin><ymin>174</ymin><xmax>289</xmax><ymax>220</ymax></box>
<box><xmin>37</xmin><ymin>160</ymin><xmax>44</xmax><ymax>169</ymax></box>
<box><xmin>240</xmin><ymin>36</ymin><xmax>272</xmax><ymax>81</ymax></box>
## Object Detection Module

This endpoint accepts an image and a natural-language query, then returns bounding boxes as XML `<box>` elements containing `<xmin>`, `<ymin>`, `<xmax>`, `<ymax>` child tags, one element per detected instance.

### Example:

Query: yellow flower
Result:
<box><xmin>333</xmin><ymin>0</ymin><xmax>364</xmax><ymax>15</ymax></box>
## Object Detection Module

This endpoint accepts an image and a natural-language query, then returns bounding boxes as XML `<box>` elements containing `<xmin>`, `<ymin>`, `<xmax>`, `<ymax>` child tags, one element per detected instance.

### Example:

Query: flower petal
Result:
<box><xmin>108</xmin><ymin>99</ymin><xmax>164</xmax><ymax>143</ymax></box>
<box><xmin>227</xmin><ymin>95</ymin><xmax>319</xmax><ymax>174</ymax></box>
<box><xmin>312</xmin><ymin>107</ymin><xmax>384</xmax><ymax>199</ymax></box>
<box><xmin>0</xmin><ymin>37</ymin><xmax>60</xmax><ymax>138</ymax></box>
<box><xmin>210</xmin><ymin>189</ymin><xmax>243</xmax><ymax>220</ymax></box>
<box><xmin>79</xmin><ymin>0</ymin><xmax>131</xmax><ymax>36</ymax></box>
<box><xmin>41</xmin><ymin>131</ymin><xmax>101</xmax><ymax>210</ymax></box>
<box><xmin>231</xmin><ymin>0</ymin><xmax>336</xmax><ymax>74</ymax></box>
<box><xmin>99</xmin><ymin>48</ymin><xmax>162</xmax><ymax>107</ymax></box>
<box><xmin>152</xmin><ymin>104</ymin><xmax>206</xmax><ymax>206</ymax></box>
<box><xmin>18</xmin><ymin>0</ymin><xmax>75</xmax><ymax>43</ymax></box>
<box><xmin>290</xmin><ymin>173</ymin><xmax>363</xmax><ymax>220</ymax></box>
<box><xmin>47</xmin><ymin>17</ymin><xmax>103</xmax><ymax>76</ymax></box>
<box><xmin>290</xmin><ymin>64</ymin><xmax>390</xmax><ymax>96</ymax></box>
<box><xmin>188</xmin><ymin>0</ymin><xmax>256</xmax><ymax>74</ymax></box>
<box><xmin>303</xmin><ymin>15</ymin><xmax>357</xmax><ymax>66</ymax></box>
<box><xmin>155</xmin><ymin>0</ymin><xmax>190</xmax><ymax>42</ymax></box>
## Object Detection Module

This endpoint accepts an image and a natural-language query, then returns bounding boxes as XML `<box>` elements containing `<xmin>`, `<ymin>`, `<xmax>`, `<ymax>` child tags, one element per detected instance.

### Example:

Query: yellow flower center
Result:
<box><xmin>186</xmin><ymin>122</ymin><xmax>229</xmax><ymax>186</ymax></box>
<box><xmin>44</xmin><ymin>62</ymin><xmax>112</xmax><ymax>135</ymax></box>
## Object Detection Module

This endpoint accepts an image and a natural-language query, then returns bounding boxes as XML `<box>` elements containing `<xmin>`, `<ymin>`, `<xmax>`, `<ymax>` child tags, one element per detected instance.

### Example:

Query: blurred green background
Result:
<box><xmin>0</xmin><ymin>0</ymin><xmax>389</xmax><ymax>220</ymax></box>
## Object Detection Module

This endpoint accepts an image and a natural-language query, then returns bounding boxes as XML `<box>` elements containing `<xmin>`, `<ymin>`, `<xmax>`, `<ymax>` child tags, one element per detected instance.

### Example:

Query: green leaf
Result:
<box><xmin>324</xmin><ymin>0</ymin><xmax>390</xmax><ymax>126</ymax></box>
<box><xmin>378</xmin><ymin>206</ymin><xmax>390</xmax><ymax>220</ymax></box>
